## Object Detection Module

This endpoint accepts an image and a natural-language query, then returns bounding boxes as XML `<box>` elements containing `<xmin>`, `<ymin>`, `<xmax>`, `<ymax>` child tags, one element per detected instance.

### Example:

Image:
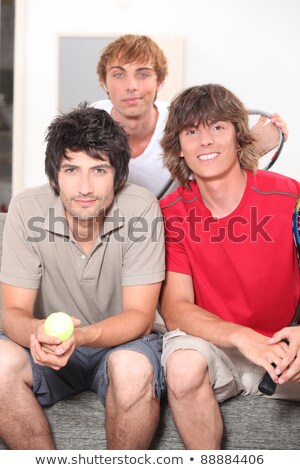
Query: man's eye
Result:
<box><xmin>113</xmin><ymin>73</ymin><xmax>124</xmax><ymax>78</ymax></box>
<box><xmin>65</xmin><ymin>168</ymin><xmax>76</xmax><ymax>173</ymax></box>
<box><xmin>95</xmin><ymin>168</ymin><xmax>105</xmax><ymax>174</ymax></box>
<box><xmin>186</xmin><ymin>129</ymin><xmax>197</xmax><ymax>135</ymax></box>
<box><xmin>211</xmin><ymin>122</ymin><xmax>227</xmax><ymax>131</ymax></box>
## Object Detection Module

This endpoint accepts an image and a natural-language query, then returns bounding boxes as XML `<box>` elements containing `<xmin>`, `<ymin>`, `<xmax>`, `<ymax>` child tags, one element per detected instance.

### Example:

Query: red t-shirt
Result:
<box><xmin>160</xmin><ymin>170</ymin><xmax>300</xmax><ymax>336</ymax></box>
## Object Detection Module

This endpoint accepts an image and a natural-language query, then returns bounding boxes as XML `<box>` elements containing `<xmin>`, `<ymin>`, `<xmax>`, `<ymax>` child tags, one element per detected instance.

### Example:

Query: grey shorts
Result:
<box><xmin>0</xmin><ymin>332</ymin><xmax>165</xmax><ymax>406</ymax></box>
<box><xmin>162</xmin><ymin>329</ymin><xmax>300</xmax><ymax>402</ymax></box>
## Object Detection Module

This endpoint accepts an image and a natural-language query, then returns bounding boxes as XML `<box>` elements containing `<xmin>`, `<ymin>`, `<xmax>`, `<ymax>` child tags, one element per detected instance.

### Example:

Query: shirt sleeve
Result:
<box><xmin>121</xmin><ymin>200</ymin><xmax>165</xmax><ymax>286</ymax></box>
<box><xmin>0</xmin><ymin>201</ymin><xmax>41</xmax><ymax>288</ymax></box>
<box><xmin>164</xmin><ymin>211</ymin><xmax>192</xmax><ymax>276</ymax></box>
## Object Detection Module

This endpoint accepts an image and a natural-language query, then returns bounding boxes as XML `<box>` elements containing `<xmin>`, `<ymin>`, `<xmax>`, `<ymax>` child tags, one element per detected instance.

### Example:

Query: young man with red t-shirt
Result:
<box><xmin>159</xmin><ymin>84</ymin><xmax>300</xmax><ymax>450</ymax></box>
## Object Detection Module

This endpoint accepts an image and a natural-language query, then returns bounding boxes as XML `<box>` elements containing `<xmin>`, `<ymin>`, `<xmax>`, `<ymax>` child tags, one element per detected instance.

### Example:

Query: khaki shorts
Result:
<box><xmin>162</xmin><ymin>329</ymin><xmax>300</xmax><ymax>403</ymax></box>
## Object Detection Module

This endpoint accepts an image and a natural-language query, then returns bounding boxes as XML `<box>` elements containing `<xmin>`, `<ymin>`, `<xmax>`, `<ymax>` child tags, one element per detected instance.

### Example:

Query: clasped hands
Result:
<box><xmin>30</xmin><ymin>317</ymin><xmax>81</xmax><ymax>370</ymax></box>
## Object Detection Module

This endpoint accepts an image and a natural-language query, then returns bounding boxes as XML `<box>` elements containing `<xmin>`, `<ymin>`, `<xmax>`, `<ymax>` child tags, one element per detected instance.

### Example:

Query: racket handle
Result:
<box><xmin>258</xmin><ymin>337</ymin><xmax>289</xmax><ymax>396</ymax></box>
<box><xmin>258</xmin><ymin>367</ymin><xmax>277</xmax><ymax>396</ymax></box>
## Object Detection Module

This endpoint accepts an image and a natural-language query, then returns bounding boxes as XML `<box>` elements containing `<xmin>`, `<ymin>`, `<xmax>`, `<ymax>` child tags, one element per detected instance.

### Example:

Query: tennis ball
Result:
<box><xmin>44</xmin><ymin>312</ymin><xmax>74</xmax><ymax>341</ymax></box>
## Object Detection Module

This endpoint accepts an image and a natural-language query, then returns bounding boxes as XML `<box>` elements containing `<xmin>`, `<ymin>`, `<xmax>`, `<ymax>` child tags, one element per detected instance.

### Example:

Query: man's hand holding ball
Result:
<box><xmin>30</xmin><ymin>312</ymin><xmax>80</xmax><ymax>370</ymax></box>
<box><xmin>44</xmin><ymin>312</ymin><xmax>75</xmax><ymax>342</ymax></box>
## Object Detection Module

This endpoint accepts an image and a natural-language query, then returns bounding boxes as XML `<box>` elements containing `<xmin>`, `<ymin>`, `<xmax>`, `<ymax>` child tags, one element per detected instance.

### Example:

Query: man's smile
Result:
<box><xmin>197</xmin><ymin>152</ymin><xmax>219</xmax><ymax>161</ymax></box>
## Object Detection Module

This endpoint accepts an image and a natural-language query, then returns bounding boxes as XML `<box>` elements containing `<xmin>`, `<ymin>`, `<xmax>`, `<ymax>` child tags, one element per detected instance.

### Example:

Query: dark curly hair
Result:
<box><xmin>45</xmin><ymin>103</ymin><xmax>131</xmax><ymax>195</ymax></box>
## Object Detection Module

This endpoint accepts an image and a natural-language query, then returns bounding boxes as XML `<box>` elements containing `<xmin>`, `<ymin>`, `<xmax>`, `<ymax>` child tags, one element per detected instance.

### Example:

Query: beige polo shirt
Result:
<box><xmin>0</xmin><ymin>183</ymin><xmax>165</xmax><ymax>326</ymax></box>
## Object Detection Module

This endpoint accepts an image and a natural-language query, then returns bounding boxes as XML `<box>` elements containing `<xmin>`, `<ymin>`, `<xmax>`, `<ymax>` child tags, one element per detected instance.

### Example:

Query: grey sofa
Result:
<box><xmin>0</xmin><ymin>212</ymin><xmax>299</xmax><ymax>450</ymax></box>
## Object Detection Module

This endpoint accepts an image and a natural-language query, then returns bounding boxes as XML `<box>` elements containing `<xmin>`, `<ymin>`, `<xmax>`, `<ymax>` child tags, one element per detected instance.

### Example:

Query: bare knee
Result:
<box><xmin>166</xmin><ymin>349</ymin><xmax>209</xmax><ymax>400</ymax></box>
<box><xmin>0</xmin><ymin>340</ymin><xmax>32</xmax><ymax>390</ymax></box>
<box><xmin>107</xmin><ymin>350</ymin><xmax>154</xmax><ymax>409</ymax></box>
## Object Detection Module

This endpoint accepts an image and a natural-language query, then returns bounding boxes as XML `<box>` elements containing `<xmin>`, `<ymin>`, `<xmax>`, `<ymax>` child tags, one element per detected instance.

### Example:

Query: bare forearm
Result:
<box><xmin>162</xmin><ymin>299</ymin><xmax>253</xmax><ymax>349</ymax></box>
<box><xmin>75</xmin><ymin>309</ymin><xmax>154</xmax><ymax>348</ymax></box>
<box><xmin>2</xmin><ymin>308</ymin><xmax>44</xmax><ymax>347</ymax></box>
<box><xmin>3</xmin><ymin>306</ymin><xmax>154</xmax><ymax>350</ymax></box>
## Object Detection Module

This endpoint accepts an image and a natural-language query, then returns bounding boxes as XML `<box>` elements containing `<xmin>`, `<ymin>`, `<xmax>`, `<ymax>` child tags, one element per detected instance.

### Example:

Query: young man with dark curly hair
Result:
<box><xmin>0</xmin><ymin>105</ymin><xmax>165</xmax><ymax>450</ymax></box>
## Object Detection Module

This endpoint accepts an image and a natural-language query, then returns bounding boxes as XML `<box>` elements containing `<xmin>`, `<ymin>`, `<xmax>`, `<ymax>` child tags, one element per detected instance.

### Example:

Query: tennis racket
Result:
<box><xmin>258</xmin><ymin>197</ymin><xmax>300</xmax><ymax>396</ymax></box>
<box><xmin>248</xmin><ymin>109</ymin><xmax>285</xmax><ymax>171</ymax></box>
<box><xmin>157</xmin><ymin>177</ymin><xmax>174</xmax><ymax>200</ymax></box>
<box><xmin>157</xmin><ymin>110</ymin><xmax>284</xmax><ymax>200</ymax></box>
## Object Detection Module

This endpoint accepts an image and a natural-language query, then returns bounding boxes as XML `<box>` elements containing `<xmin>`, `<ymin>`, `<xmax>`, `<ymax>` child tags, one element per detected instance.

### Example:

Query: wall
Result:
<box><xmin>13</xmin><ymin>0</ymin><xmax>300</xmax><ymax>194</ymax></box>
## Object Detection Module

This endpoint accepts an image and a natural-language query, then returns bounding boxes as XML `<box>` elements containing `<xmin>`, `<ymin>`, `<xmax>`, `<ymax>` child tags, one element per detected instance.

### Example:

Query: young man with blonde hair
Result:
<box><xmin>159</xmin><ymin>84</ymin><xmax>300</xmax><ymax>449</ymax></box>
<box><xmin>94</xmin><ymin>34</ymin><xmax>176</xmax><ymax>198</ymax></box>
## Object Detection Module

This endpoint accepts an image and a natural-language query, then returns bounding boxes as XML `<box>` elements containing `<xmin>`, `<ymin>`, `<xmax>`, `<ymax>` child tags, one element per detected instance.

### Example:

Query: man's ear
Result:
<box><xmin>101</xmin><ymin>81</ymin><xmax>109</xmax><ymax>94</ymax></box>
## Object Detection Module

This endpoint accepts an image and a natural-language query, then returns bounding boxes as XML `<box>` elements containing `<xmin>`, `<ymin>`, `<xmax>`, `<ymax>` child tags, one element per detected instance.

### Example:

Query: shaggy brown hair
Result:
<box><xmin>161</xmin><ymin>84</ymin><xmax>259</xmax><ymax>187</ymax></box>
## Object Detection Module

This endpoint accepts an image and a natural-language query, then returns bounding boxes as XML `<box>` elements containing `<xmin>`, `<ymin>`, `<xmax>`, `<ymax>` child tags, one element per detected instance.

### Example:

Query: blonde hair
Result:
<box><xmin>97</xmin><ymin>34</ymin><xmax>168</xmax><ymax>86</ymax></box>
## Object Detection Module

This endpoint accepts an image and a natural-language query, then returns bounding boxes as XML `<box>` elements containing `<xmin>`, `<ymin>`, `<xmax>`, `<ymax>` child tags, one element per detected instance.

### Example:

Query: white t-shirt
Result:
<box><xmin>92</xmin><ymin>99</ymin><xmax>177</xmax><ymax>198</ymax></box>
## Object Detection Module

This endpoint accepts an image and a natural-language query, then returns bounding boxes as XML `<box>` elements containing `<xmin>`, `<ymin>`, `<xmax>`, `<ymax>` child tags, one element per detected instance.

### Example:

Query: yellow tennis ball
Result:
<box><xmin>44</xmin><ymin>312</ymin><xmax>74</xmax><ymax>341</ymax></box>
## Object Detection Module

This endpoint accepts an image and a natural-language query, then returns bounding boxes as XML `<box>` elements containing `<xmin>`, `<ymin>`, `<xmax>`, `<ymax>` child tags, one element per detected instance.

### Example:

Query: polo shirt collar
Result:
<box><xmin>102</xmin><ymin>197</ymin><xmax>125</xmax><ymax>236</ymax></box>
<box><xmin>43</xmin><ymin>194</ymin><xmax>69</xmax><ymax>237</ymax></box>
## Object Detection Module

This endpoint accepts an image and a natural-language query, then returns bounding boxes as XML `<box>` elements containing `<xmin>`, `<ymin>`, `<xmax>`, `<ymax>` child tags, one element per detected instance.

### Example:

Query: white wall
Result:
<box><xmin>13</xmin><ymin>0</ymin><xmax>300</xmax><ymax>194</ymax></box>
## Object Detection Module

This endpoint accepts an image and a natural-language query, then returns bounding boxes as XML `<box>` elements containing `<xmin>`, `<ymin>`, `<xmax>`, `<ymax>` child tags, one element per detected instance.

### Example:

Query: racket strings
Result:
<box><xmin>252</xmin><ymin>125</ymin><xmax>280</xmax><ymax>158</ymax></box>
<box><xmin>248</xmin><ymin>110</ymin><xmax>284</xmax><ymax>170</ymax></box>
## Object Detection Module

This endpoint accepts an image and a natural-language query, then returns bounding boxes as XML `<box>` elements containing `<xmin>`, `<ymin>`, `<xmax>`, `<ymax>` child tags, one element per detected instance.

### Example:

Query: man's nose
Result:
<box><xmin>78</xmin><ymin>174</ymin><xmax>93</xmax><ymax>195</ymax></box>
<box><xmin>198</xmin><ymin>129</ymin><xmax>213</xmax><ymax>146</ymax></box>
<box><xmin>125</xmin><ymin>75</ymin><xmax>138</xmax><ymax>91</ymax></box>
